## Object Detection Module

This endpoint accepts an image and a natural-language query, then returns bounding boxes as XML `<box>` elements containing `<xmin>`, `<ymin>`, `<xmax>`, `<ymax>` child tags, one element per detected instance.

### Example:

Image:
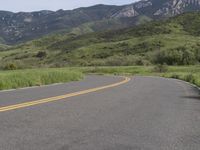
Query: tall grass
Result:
<box><xmin>77</xmin><ymin>66</ymin><xmax>154</xmax><ymax>75</ymax></box>
<box><xmin>0</xmin><ymin>66</ymin><xmax>199</xmax><ymax>90</ymax></box>
<box><xmin>0</xmin><ymin>68</ymin><xmax>83</xmax><ymax>90</ymax></box>
<box><xmin>76</xmin><ymin>66</ymin><xmax>200</xmax><ymax>87</ymax></box>
<box><xmin>162</xmin><ymin>73</ymin><xmax>200</xmax><ymax>87</ymax></box>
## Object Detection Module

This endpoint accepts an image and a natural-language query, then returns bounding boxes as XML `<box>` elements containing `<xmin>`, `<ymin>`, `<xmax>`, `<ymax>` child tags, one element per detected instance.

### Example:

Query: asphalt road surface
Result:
<box><xmin>0</xmin><ymin>75</ymin><xmax>200</xmax><ymax>150</ymax></box>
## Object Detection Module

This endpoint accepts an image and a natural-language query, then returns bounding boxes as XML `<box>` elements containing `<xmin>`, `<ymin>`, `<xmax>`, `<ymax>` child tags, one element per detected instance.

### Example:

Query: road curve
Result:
<box><xmin>0</xmin><ymin>76</ymin><xmax>130</xmax><ymax>112</ymax></box>
<box><xmin>0</xmin><ymin>75</ymin><xmax>200</xmax><ymax>150</ymax></box>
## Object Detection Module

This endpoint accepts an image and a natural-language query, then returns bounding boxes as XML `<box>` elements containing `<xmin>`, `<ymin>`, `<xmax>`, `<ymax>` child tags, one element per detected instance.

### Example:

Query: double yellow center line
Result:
<box><xmin>0</xmin><ymin>77</ymin><xmax>130</xmax><ymax>112</ymax></box>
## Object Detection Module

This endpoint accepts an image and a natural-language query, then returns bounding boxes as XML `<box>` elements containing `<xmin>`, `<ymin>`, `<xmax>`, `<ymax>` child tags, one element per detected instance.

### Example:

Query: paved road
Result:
<box><xmin>0</xmin><ymin>75</ymin><xmax>200</xmax><ymax>150</ymax></box>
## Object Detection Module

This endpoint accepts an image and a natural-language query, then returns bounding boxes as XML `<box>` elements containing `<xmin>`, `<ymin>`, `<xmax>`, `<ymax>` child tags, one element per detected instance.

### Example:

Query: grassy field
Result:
<box><xmin>0</xmin><ymin>66</ymin><xmax>199</xmax><ymax>90</ymax></box>
<box><xmin>0</xmin><ymin>68</ymin><xmax>83</xmax><ymax>90</ymax></box>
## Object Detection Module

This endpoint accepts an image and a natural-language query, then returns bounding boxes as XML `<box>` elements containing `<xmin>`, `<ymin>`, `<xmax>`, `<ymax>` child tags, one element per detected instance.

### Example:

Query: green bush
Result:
<box><xmin>4</xmin><ymin>63</ymin><xmax>17</xmax><ymax>70</ymax></box>
<box><xmin>153</xmin><ymin>47</ymin><xmax>196</xmax><ymax>65</ymax></box>
<box><xmin>153</xmin><ymin>64</ymin><xmax>168</xmax><ymax>73</ymax></box>
<box><xmin>170</xmin><ymin>74</ymin><xmax>181</xmax><ymax>79</ymax></box>
<box><xmin>36</xmin><ymin>51</ymin><xmax>47</xmax><ymax>58</ymax></box>
<box><xmin>105</xmin><ymin>55</ymin><xmax>126</xmax><ymax>66</ymax></box>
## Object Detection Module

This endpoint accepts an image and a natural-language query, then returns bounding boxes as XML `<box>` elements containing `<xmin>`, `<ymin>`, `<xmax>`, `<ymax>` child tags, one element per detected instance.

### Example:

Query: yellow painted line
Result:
<box><xmin>0</xmin><ymin>76</ymin><xmax>131</xmax><ymax>112</ymax></box>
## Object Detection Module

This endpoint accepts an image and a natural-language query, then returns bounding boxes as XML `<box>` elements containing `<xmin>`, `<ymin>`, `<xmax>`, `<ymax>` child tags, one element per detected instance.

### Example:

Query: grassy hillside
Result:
<box><xmin>0</xmin><ymin>44</ymin><xmax>10</xmax><ymax>51</ymax></box>
<box><xmin>70</xmin><ymin>15</ymin><xmax>152</xmax><ymax>35</ymax></box>
<box><xmin>0</xmin><ymin>12</ymin><xmax>200</xmax><ymax>68</ymax></box>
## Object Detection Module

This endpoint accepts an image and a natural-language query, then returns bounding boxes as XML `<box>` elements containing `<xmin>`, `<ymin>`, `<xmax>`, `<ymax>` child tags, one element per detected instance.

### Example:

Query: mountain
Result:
<box><xmin>1</xmin><ymin>12</ymin><xmax>200</xmax><ymax>68</ymax></box>
<box><xmin>0</xmin><ymin>5</ymin><xmax>121</xmax><ymax>44</ymax></box>
<box><xmin>151</xmin><ymin>0</ymin><xmax>200</xmax><ymax>17</ymax></box>
<box><xmin>0</xmin><ymin>0</ymin><xmax>200</xmax><ymax>44</ymax></box>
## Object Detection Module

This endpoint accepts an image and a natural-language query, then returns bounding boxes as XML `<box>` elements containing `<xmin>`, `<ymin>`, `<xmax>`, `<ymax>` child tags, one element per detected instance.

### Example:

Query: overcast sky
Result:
<box><xmin>1</xmin><ymin>0</ymin><xmax>138</xmax><ymax>12</ymax></box>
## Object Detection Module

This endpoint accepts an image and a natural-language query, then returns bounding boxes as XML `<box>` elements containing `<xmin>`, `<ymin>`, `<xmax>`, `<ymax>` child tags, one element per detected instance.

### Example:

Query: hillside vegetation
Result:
<box><xmin>0</xmin><ymin>12</ymin><xmax>200</xmax><ymax>68</ymax></box>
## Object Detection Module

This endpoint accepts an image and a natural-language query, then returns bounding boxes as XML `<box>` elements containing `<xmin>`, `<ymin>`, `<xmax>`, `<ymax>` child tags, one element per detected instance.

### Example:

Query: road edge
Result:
<box><xmin>140</xmin><ymin>75</ymin><xmax>200</xmax><ymax>92</ymax></box>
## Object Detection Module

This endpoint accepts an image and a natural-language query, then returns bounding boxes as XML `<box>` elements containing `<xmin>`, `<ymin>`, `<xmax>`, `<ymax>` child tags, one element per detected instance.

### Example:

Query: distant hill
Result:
<box><xmin>0</xmin><ymin>12</ymin><xmax>200</xmax><ymax>68</ymax></box>
<box><xmin>0</xmin><ymin>0</ymin><xmax>200</xmax><ymax>44</ymax></box>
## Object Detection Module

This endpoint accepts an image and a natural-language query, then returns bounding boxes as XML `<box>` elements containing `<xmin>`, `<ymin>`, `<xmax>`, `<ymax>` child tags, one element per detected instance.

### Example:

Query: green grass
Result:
<box><xmin>0</xmin><ymin>66</ymin><xmax>199</xmax><ymax>90</ymax></box>
<box><xmin>76</xmin><ymin>65</ymin><xmax>200</xmax><ymax>87</ymax></box>
<box><xmin>0</xmin><ymin>68</ymin><xmax>83</xmax><ymax>90</ymax></box>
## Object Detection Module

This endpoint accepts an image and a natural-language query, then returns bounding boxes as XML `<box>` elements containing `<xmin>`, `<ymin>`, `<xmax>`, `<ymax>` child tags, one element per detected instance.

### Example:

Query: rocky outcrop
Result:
<box><xmin>111</xmin><ymin>6</ymin><xmax>139</xmax><ymax>18</ymax></box>
<box><xmin>154</xmin><ymin>0</ymin><xmax>200</xmax><ymax>16</ymax></box>
<box><xmin>134</xmin><ymin>0</ymin><xmax>153</xmax><ymax>9</ymax></box>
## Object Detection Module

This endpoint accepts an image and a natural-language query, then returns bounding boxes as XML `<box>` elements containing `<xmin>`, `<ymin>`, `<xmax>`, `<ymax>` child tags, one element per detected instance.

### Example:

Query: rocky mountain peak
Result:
<box><xmin>154</xmin><ymin>0</ymin><xmax>200</xmax><ymax>16</ymax></box>
<box><xmin>110</xmin><ymin>5</ymin><xmax>139</xmax><ymax>18</ymax></box>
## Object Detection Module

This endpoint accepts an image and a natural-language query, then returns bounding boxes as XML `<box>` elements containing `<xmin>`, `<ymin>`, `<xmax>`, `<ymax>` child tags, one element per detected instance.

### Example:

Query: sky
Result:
<box><xmin>1</xmin><ymin>0</ymin><xmax>138</xmax><ymax>12</ymax></box>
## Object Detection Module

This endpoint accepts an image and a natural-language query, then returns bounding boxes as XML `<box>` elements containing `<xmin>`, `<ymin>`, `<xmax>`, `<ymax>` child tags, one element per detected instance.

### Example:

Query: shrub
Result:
<box><xmin>153</xmin><ymin>47</ymin><xmax>196</xmax><ymax>65</ymax></box>
<box><xmin>135</xmin><ymin>58</ymin><xmax>151</xmax><ymax>66</ymax></box>
<box><xmin>153</xmin><ymin>64</ymin><xmax>168</xmax><ymax>73</ymax></box>
<box><xmin>4</xmin><ymin>63</ymin><xmax>17</xmax><ymax>70</ymax></box>
<box><xmin>105</xmin><ymin>55</ymin><xmax>126</xmax><ymax>66</ymax></box>
<box><xmin>170</xmin><ymin>74</ymin><xmax>180</xmax><ymax>79</ymax></box>
<box><xmin>36</xmin><ymin>51</ymin><xmax>47</xmax><ymax>58</ymax></box>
